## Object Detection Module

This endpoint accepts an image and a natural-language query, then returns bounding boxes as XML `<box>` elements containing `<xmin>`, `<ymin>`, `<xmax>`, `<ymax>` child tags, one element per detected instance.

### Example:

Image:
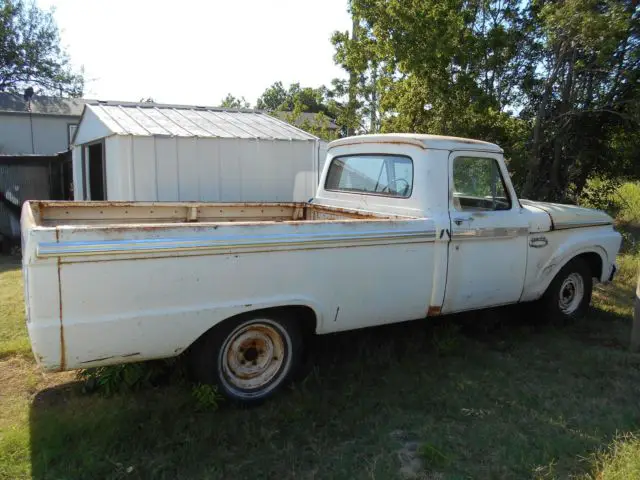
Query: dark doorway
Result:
<box><xmin>87</xmin><ymin>143</ymin><xmax>105</xmax><ymax>200</ymax></box>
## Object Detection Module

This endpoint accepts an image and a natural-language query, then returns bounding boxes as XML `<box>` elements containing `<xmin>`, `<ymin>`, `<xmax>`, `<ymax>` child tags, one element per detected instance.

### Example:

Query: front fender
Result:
<box><xmin>521</xmin><ymin>228</ymin><xmax>617</xmax><ymax>301</ymax></box>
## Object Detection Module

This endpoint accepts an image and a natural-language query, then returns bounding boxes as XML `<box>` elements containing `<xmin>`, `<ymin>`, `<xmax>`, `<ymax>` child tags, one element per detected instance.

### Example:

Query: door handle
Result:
<box><xmin>453</xmin><ymin>217</ymin><xmax>474</xmax><ymax>226</ymax></box>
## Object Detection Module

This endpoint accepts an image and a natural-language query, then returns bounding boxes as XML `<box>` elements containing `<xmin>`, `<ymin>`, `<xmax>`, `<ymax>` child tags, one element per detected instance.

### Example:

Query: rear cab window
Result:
<box><xmin>325</xmin><ymin>154</ymin><xmax>414</xmax><ymax>198</ymax></box>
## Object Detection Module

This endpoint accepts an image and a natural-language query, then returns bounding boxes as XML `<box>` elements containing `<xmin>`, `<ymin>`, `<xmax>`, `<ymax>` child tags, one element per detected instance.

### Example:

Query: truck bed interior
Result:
<box><xmin>27</xmin><ymin>201</ymin><xmax>388</xmax><ymax>227</ymax></box>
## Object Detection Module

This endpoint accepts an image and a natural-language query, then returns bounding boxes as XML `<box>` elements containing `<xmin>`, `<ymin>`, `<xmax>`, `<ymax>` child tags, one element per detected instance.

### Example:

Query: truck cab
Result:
<box><xmin>315</xmin><ymin>134</ymin><xmax>619</xmax><ymax>314</ymax></box>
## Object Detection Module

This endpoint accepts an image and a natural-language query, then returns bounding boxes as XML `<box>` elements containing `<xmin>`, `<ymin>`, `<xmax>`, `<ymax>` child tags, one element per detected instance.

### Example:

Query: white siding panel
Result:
<box><xmin>271</xmin><ymin>141</ymin><xmax>295</xmax><ymax>201</ymax></box>
<box><xmin>196</xmin><ymin>139</ymin><xmax>220</xmax><ymax>201</ymax></box>
<box><xmin>132</xmin><ymin>137</ymin><xmax>157</xmax><ymax>201</ymax></box>
<box><xmin>105</xmin><ymin>137</ymin><xmax>120</xmax><ymax>200</ymax></box>
<box><xmin>105</xmin><ymin>136</ymin><xmax>134</xmax><ymax>201</ymax></box>
<box><xmin>177</xmin><ymin>137</ymin><xmax>199</xmax><ymax>200</ymax></box>
<box><xmin>291</xmin><ymin>141</ymin><xmax>317</xmax><ymax>201</ymax></box>
<box><xmin>155</xmin><ymin>137</ymin><xmax>179</xmax><ymax>201</ymax></box>
<box><xmin>73</xmin><ymin>108</ymin><xmax>112</xmax><ymax>146</ymax></box>
<box><xmin>71</xmin><ymin>146</ymin><xmax>83</xmax><ymax>200</ymax></box>
<box><xmin>218</xmin><ymin>138</ymin><xmax>242</xmax><ymax>201</ymax></box>
<box><xmin>239</xmin><ymin>140</ymin><xmax>263</xmax><ymax>201</ymax></box>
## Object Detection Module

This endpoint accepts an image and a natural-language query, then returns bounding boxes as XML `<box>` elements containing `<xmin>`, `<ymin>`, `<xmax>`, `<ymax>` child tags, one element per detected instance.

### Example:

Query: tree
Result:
<box><xmin>218</xmin><ymin>93</ymin><xmax>250</xmax><ymax>109</ymax></box>
<box><xmin>256</xmin><ymin>81</ymin><xmax>332</xmax><ymax>115</ymax></box>
<box><xmin>519</xmin><ymin>0</ymin><xmax>640</xmax><ymax>200</ymax></box>
<box><xmin>0</xmin><ymin>0</ymin><xmax>83</xmax><ymax>96</ymax></box>
<box><xmin>256</xmin><ymin>82</ymin><xmax>343</xmax><ymax>141</ymax></box>
<box><xmin>333</xmin><ymin>0</ymin><xmax>640</xmax><ymax>201</ymax></box>
<box><xmin>255</xmin><ymin>81</ymin><xmax>288</xmax><ymax>111</ymax></box>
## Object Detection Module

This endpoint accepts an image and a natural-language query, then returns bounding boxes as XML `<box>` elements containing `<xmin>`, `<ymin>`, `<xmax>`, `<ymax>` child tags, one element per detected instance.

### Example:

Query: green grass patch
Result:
<box><xmin>0</xmin><ymin>265</ymin><xmax>30</xmax><ymax>359</ymax></box>
<box><xmin>582</xmin><ymin>434</ymin><xmax>640</xmax><ymax>480</ymax></box>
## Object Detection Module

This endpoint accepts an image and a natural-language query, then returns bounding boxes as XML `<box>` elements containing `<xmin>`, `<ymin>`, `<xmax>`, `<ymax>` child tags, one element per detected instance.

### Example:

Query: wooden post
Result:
<box><xmin>632</xmin><ymin>272</ymin><xmax>640</xmax><ymax>352</ymax></box>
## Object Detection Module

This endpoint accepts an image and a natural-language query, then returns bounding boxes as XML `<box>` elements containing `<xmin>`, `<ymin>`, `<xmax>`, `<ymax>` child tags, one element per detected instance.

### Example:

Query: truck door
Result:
<box><xmin>442</xmin><ymin>151</ymin><xmax>528</xmax><ymax>313</ymax></box>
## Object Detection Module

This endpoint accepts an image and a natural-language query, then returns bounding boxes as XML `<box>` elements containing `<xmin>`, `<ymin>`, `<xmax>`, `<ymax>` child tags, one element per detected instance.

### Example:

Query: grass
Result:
<box><xmin>1</xmin><ymin>230</ymin><xmax>640</xmax><ymax>479</ymax></box>
<box><xmin>0</xmin><ymin>260</ymin><xmax>30</xmax><ymax>359</ymax></box>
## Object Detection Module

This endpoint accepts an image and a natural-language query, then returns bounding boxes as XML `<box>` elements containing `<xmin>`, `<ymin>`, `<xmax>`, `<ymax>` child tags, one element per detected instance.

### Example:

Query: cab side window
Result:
<box><xmin>452</xmin><ymin>156</ymin><xmax>511</xmax><ymax>211</ymax></box>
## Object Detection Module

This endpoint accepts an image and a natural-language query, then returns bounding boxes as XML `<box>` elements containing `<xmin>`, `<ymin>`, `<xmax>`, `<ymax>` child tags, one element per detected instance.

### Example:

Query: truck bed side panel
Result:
<box><xmin>24</xmin><ymin>212</ymin><xmax>436</xmax><ymax>371</ymax></box>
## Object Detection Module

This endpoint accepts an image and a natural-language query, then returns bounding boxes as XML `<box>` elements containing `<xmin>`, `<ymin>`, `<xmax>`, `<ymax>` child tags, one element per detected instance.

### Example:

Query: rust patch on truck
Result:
<box><xmin>427</xmin><ymin>306</ymin><xmax>442</xmax><ymax>316</ymax></box>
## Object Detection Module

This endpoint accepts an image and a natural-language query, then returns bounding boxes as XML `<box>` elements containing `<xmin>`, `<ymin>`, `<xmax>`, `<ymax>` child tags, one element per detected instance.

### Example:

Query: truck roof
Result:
<box><xmin>328</xmin><ymin>133</ymin><xmax>503</xmax><ymax>153</ymax></box>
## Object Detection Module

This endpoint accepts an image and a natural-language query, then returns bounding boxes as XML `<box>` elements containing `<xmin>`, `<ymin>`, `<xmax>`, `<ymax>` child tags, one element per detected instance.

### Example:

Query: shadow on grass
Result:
<box><xmin>0</xmin><ymin>254</ymin><xmax>20</xmax><ymax>273</ymax></box>
<box><xmin>30</xmin><ymin>305</ymin><xmax>640</xmax><ymax>479</ymax></box>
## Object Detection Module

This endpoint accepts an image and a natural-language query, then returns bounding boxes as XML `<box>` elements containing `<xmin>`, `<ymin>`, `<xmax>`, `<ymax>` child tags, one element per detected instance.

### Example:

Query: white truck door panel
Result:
<box><xmin>443</xmin><ymin>151</ymin><xmax>528</xmax><ymax>313</ymax></box>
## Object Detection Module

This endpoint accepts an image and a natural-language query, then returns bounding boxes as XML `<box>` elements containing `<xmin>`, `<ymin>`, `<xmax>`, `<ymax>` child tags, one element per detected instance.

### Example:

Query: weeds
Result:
<box><xmin>191</xmin><ymin>383</ymin><xmax>223</xmax><ymax>411</ymax></box>
<box><xmin>581</xmin><ymin>433</ymin><xmax>640</xmax><ymax>480</ymax></box>
<box><xmin>77</xmin><ymin>359</ymin><xmax>177</xmax><ymax>395</ymax></box>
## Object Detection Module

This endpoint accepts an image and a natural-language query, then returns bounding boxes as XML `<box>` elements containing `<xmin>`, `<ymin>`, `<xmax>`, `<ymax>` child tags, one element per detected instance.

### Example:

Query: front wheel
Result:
<box><xmin>542</xmin><ymin>257</ymin><xmax>593</xmax><ymax>324</ymax></box>
<box><xmin>190</xmin><ymin>314</ymin><xmax>302</xmax><ymax>405</ymax></box>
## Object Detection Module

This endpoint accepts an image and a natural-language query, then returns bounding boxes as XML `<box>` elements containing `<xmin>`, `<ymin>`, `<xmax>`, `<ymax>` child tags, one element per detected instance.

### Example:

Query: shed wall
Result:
<box><xmin>100</xmin><ymin>136</ymin><xmax>318</xmax><ymax>202</ymax></box>
<box><xmin>0</xmin><ymin>114</ymin><xmax>77</xmax><ymax>155</ymax></box>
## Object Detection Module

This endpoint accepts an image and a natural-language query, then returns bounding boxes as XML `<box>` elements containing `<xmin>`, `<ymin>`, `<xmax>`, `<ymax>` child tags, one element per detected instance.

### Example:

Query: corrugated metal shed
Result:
<box><xmin>74</xmin><ymin>103</ymin><xmax>317</xmax><ymax>145</ymax></box>
<box><xmin>72</xmin><ymin>101</ymin><xmax>322</xmax><ymax>203</ymax></box>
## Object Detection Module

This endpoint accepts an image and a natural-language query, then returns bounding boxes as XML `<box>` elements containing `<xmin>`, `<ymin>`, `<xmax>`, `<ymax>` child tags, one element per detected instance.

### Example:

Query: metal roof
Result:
<box><xmin>84</xmin><ymin>103</ymin><xmax>318</xmax><ymax>141</ymax></box>
<box><xmin>0</xmin><ymin>92</ymin><xmax>87</xmax><ymax>116</ymax></box>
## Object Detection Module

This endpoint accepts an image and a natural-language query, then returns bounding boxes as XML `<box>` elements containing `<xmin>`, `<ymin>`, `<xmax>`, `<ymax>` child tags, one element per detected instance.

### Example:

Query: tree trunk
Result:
<box><xmin>369</xmin><ymin>64</ymin><xmax>378</xmax><ymax>133</ymax></box>
<box><xmin>550</xmin><ymin>50</ymin><xmax>575</xmax><ymax>200</ymax></box>
<box><xmin>346</xmin><ymin>14</ymin><xmax>359</xmax><ymax>137</ymax></box>
<box><xmin>521</xmin><ymin>54</ymin><xmax>565</xmax><ymax>199</ymax></box>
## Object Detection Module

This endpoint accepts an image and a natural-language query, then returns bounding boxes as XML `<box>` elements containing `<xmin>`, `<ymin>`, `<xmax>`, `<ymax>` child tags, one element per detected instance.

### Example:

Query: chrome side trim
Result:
<box><xmin>451</xmin><ymin>226</ymin><xmax>529</xmax><ymax>239</ymax></box>
<box><xmin>552</xmin><ymin>220</ymin><xmax>612</xmax><ymax>231</ymax></box>
<box><xmin>38</xmin><ymin>228</ymin><xmax>437</xmax><ymax>258</ymax></box>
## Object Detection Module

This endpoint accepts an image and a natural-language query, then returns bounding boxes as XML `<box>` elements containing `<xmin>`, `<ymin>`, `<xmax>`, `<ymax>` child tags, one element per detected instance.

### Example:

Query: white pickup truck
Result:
<box><xmin>21</xmin><ymin>133</ymin><xmax>622</xmax><ymax>404</ymax></box>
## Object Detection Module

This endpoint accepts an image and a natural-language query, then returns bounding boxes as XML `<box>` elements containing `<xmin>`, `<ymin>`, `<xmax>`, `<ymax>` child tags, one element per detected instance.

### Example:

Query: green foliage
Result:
<box><xmin>578</xmin><ymin>178</ymin><xmax>623</xmax><ymax>216</ymax></box>
<box><xmin>0</xmin><ymin>0</ymin><xmax>84</xmax><ymax>95</ymax></box>
<box><xmin>191</xmin><ymin>383</ymin><xmax>223</xmax><ymax>411</ymax></box>
<box><xmin>218</xmin><ymin>93</ymin><xmax>250</xmax><ymax>109</ymax></box>
<box><xmin>256</xmin><ymin>81</ymin><xmax>330</xmax><ymax>115</ymax></box>
<box><xmin>579</xmin><ymin>180</ymin><xmax>640</xmax><ymax>225</ymax></box>
<box><xmin>77</xmin><ymin>360</ymin><xmax>176</xmax><ymax>395</ymax></box>
<box><xmin>582</xmin><ymin>434</ymin><xmax>640</xmax><ymax>480</ymax></box>
<box><xmin>418</xmin><ymin>442</ymin><xmax>450</xmax><ymax>469</ymax></box>
<box><xmin>257</xmin><ymin>81</ymin><xmax>343</xmax><ymax>140</ymax></box>
<box><xmin>333</xmin><ymin>0</ymin><xmax>640</xmax><ymax>200</ymax></box>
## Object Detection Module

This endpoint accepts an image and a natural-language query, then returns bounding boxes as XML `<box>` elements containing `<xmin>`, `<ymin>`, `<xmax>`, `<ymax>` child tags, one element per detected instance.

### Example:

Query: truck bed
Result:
<box><xmin>21</xmin><ymin>200</ymin><xmax>435</xmax><ymax>372</ymax></box>
<box><xmin>27</xmin><ymin>201</ymin><xmax>384</xmax><ymax>227</ymax></box>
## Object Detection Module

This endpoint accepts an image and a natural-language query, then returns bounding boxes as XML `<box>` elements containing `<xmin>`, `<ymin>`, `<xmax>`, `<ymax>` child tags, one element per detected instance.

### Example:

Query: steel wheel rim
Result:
<box><xmin>558</xmin><ymin>273</ymin><xmax>584</xmax><ymax>314</ymax></box>
<box><xmin>219</xmin><ymin>320</ymin><xmax>289</xmax><ymax>397</ymax></box>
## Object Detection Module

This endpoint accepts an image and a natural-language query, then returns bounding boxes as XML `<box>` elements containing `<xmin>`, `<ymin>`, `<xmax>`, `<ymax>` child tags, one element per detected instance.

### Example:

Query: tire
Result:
<box><xmin>189</xmin><ymin>314</ymin><xmax>302</xmax><ymax>406</ymax></box>
<box><xmin>542</xmin><ymin>257</ymin><xmax>593</xmax><ymax>324</ymax></box>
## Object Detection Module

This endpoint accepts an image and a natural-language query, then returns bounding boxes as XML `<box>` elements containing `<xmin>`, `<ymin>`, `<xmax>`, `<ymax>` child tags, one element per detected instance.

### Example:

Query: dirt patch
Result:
<box><xmin>0</xmin><ymin>356</ymin><xmax>76</xmax><ymax>400</ymax></box>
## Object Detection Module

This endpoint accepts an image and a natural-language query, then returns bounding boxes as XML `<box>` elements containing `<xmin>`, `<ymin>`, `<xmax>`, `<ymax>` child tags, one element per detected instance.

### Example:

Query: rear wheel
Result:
<box><xmin>542</xmin><ymin>257</ymin><xmax>593</xmax><ymax>324</ymax></box>
<box><xmin>190</xmin><ymin>314</ymin><xmax>302</xmax><ymax>405</ymax></box>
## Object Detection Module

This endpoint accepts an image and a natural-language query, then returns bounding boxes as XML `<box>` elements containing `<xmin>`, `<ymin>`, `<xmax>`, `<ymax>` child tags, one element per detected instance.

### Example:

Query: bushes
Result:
<box><xmin>579</xmin><ymin>179</ymin><xmax>640</xmax><ymax>224</ymax></box>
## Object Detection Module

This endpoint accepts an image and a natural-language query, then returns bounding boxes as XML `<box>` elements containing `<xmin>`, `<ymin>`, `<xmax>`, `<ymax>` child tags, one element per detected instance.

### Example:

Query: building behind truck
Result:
<box><xmin>72</xmin><ymin>102</ymin><xmax>326</xmax><ymax>203</ymax></box>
